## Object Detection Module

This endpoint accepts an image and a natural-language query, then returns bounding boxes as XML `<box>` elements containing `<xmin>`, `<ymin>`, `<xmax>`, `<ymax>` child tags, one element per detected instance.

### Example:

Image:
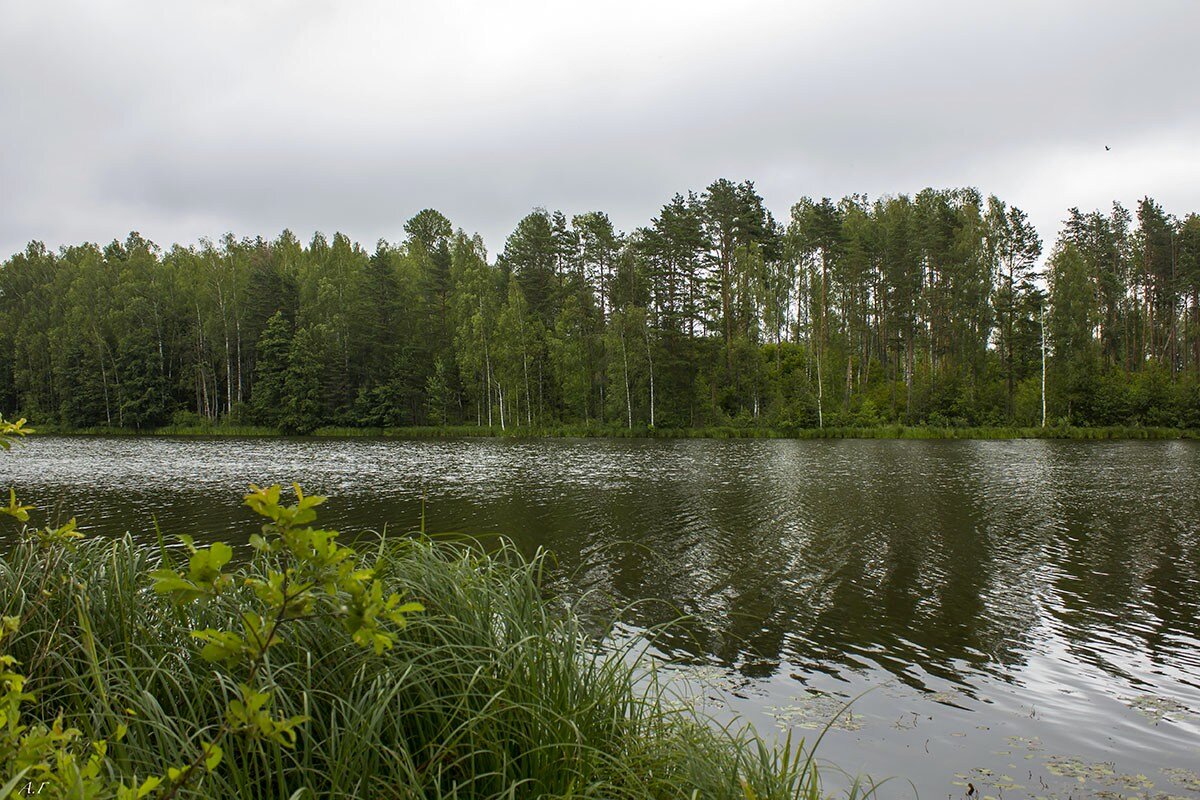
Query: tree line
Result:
<box><xmin>2</xmin><ymin>180</ymin><xmax>1199</xmax><ymax>432</ymax></box>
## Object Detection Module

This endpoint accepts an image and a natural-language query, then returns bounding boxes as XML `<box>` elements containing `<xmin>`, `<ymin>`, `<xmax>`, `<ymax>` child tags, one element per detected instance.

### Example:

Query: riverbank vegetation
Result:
<box><xmin>0</xmin><ymin>419</ymin><xmax>858</xmax><ymax>799</ymax></box>
<box><xmin>3</xmin><ymin>183</ymin><xmax>1198</xmax><ymax>433</ymax></box>
<box><xmin>25</xmin><ymin>421</ymin><xmax>1200</xmax><ymax>440</ymax></box>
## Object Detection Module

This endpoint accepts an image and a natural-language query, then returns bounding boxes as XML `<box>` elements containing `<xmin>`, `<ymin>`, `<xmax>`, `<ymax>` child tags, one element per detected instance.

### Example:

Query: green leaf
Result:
<box><xmin>188</xmin><ymin>541</ymin><xmax>232</xmax><ymax>584</ymax></box>
<box><xmin>136</xmin><ymin>776</ymin><xmax>164</xmax><ymax>797</ymax></box>
<box><xmin>191</xmin><ymin>629</ymin><xmax>248</xmax><ymax>665</ymax></box>
<box><xmin>3</xmin><ymin>487</ymin><xmax>34</xmax><ymax>522</ymax></box>
<box><xmin>267</xmin><ymin>714</ymin><xmax>309</xmax><ymax>748</ymax></box>
<box><xmin>35</xmin><ymin>516</ymin><xmax>84</xmax><ymax>547</ymax></box>
<box><xmin>202</xmin><ymin>742</ymin><xmax>223</xmax><ymax>771</ymax></box>
<box><xmin>240</xmin><ymin>611</ymin><xmax>278</xmax><ymax>656</ymax></box>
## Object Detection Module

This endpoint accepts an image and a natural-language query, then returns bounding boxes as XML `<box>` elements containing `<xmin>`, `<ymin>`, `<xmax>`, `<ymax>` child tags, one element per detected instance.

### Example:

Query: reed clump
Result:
<box><xmin>1</xmin><ymin>494</ymin><xmax>854</xmax><ymax>799</ymax></box>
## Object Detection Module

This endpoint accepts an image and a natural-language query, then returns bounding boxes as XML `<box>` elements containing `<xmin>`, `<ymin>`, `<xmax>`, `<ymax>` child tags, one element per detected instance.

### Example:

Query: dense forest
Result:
<box><xmin>2</xmin><ymin>180</ymin><xmax>1199</xmax><ymax>433</ymax></box>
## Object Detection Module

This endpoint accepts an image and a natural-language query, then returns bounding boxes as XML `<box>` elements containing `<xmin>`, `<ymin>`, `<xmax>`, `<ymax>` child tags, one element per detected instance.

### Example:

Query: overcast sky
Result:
<box><xmin>3</xmin><ymin>0</ymin><xmax>1198</xmax><ymax>261</ymax></box>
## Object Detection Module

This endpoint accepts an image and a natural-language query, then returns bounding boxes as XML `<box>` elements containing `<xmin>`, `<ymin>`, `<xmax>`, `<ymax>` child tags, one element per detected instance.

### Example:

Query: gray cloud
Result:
<box><xmin>3</xmin><ymin>0</ymin><xmax>1199</xmax><ymax>259</ymax></box>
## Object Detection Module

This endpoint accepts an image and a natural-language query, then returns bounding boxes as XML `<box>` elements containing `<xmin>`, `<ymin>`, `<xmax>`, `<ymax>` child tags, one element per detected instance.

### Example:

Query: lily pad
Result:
<box><xmin>1126</xmin><ymin>694</ymin><xmax>1192</xmax><ymax>724</ymax></box>
<box><xmin>1164</xmin><ymin>767</ymin><xmax>1200</xmax><ymax>792</ymax></box>
<box><xmin>765</xmin><ymin>691</ymin><xmax>863</xmax><ymax>731</ymax></box>
<box><xmin>1045</xmin><ymin>755</ymin><xmax>1155</xmax><ymax>792</ymax></box>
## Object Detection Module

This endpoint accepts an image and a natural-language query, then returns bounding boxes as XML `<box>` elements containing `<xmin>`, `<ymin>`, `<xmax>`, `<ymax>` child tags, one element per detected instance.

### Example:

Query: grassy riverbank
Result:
<box><xmin>23</xmin><ymin>421</ymin><xmax>1200</xmax><ymax>440</ymax></box>
<box><xmin>0</xmin><ymin>523</ymin><xmax>855</xmax><ymax>798</ymax></box>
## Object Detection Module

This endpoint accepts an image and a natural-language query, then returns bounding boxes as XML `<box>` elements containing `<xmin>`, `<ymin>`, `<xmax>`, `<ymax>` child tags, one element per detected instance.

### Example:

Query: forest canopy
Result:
<box><xmin>2</xmin><ymin>181</ymin><xmax>1199</xmax><ymax>433</ymax></box>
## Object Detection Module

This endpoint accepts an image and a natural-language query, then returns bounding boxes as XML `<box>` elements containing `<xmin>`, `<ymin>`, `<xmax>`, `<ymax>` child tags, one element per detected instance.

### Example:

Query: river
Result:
<box><xmin>3</xmin><ymin>436</ymin><xmax>1199</xmax><ymax>798</ymax></box>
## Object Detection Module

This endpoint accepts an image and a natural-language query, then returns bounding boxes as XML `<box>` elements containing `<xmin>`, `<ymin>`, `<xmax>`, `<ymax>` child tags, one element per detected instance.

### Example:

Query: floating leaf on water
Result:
<box><xmin>1125</xmin><ymin>694</ymin><xmax>1192</xmax><ymax>723</ymax></box>
<box><xmin>667</xmin><ymin>664</ymin><xmax>738</xmax><ymax>692</ymax></box>
<box><xmin>1044</xmin><ymin>755</ymin><xmax>1157</xmax><ymax>792</ymax></box>
<box><xmin>1164</xmin><ymin>767</ymin><xmax>1200</xmax><ymax>792</ymax></box>
<box><xmin>764</xmin><ymin>692</ymin><xmax>863</xmax><ymax>732</ymax></box>
<box><xmin>926</xmin><ymin>688</ymin><xmax>966</xmax><ymax>706</ymax></box>
<box><xmin>1007</xmin><ymin>735</ymin><xmax>1044</xmax><ymax>753</ymax></box>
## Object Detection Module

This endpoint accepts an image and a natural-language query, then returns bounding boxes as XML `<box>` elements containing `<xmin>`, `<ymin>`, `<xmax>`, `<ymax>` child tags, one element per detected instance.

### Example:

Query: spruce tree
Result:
<box><xmin>251</xmin><ymin>311</ymin><xmax>293</xmax><ymax>428</ymax></box>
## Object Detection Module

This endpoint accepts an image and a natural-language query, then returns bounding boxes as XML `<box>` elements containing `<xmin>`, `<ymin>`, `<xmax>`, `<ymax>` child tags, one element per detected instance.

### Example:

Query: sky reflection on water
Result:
<box><xmin>3</xmin><ymin>436</ymin><xmax>1199</xmax><ymax>798</ymax></box>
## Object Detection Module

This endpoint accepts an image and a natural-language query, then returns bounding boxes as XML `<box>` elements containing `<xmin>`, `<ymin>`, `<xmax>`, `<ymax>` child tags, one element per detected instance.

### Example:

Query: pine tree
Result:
<box><xmin>987</xmin><ymin>198</ymin><xmax>1042</xmax><ymax>416</ymax></box>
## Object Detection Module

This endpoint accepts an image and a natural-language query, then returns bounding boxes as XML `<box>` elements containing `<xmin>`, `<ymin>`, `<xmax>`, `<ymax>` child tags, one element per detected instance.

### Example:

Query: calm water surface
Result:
<box><xmin>3</xmin><ymin>437</ymin><xmax>1199</xmax><ymax>798</ymax></box>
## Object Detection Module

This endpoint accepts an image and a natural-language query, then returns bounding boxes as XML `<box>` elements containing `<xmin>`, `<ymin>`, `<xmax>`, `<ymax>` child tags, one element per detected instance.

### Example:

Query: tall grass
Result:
<box><xmin>0</xmin><ymin>533</ymin><xmax>863</xmax><ymax>799</ymax></box>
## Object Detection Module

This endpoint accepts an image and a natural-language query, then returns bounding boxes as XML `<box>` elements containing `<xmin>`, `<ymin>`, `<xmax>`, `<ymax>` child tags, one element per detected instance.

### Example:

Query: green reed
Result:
<box><xmin>0</xmin><ymin>517</ymin><xmax>871</xmax><ymax>799</ymax></box>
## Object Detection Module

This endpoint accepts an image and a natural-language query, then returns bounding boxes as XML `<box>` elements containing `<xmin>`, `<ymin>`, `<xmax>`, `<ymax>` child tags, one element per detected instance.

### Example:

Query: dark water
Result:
<box><xmin>3</xmin><ymin>437</ymin><xmax>1200</xmax><ymax>799</ymax></box>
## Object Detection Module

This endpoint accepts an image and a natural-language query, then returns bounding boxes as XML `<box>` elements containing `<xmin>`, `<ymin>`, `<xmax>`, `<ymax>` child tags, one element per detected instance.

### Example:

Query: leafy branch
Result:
<box><xmin>149</xmin><ymin>482</ymin><xmax>423</xmax><ymax>798</ymax></box>
<box><xmin>2</xmin><ymin>414</ymin><xmax>422</xmax><ymax>799</ymax></box>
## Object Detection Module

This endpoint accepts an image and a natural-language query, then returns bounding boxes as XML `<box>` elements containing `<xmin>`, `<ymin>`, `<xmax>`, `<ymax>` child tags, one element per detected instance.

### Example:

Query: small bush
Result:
<box><xmin>1</xmin><ymin>418</ymin><xmax>859</xmax><ymax>800</ymax></box>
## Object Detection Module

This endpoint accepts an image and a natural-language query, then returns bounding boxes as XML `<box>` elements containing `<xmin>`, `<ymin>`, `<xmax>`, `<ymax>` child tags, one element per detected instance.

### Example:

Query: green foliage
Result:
<box><xmin>0</xmin><ymin>415</ymin><xmax>30</xmax><ymax>450</ymax></box>
<box><xmin>280</xmin><ymin>326</ymin><xmax>326</xmax><ymax>434</ymax></box>
<box><xmin>423</xmin><ymin>357</ymin><xmax>452</xmax><ymax>426</ymax></box>
<box><xmin>148</xmin><ymin>538</ymin><xmax>233</xmax><ymax>603</ymax></box>
<box><xmin>4</xmin><ymin>186</ymin><xmax>1199</xmax><ymax>434</ymax></box>
<box><xmin>144</xmin><ymin>481</ymin><xmax>425</xmax><ymax>790</ymax></box>
<box><xmin>2</xmin><ymin>416</ymin><xmax>429</xmax><ymax>797</ymax></box>
<box><xmin>8</xmin><ymin>534</ymin><xmax>868</xmax><ymax>799</ymax></box>
<box><xmin>1</xmin><ymin>430</ymin><xmax>192</xmax><ymax>798</ymax></box>
<box><xmin>2</xmin><ymin>489</ymin><xmax>33</xmax><ymax>524</ymax></box>
<box><xmin>0</xmin><ymin>500</ymin><xmax>869</xmax><ymax>800</ymax></box>
<box><xmin>0</xmin><ymin>420</ymin><xmax>873</xmax><ymax>798</ymax></box>
<box><xmin>250</xmin><ymin>311</ymin><xmax>293</xmax><ymax>428</ymax></box>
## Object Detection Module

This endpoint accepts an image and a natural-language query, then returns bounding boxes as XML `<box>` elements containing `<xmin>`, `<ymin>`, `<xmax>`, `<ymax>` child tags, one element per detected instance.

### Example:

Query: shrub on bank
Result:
<box><xmin>0</xmin><ymin>417</ymin><xmax>857</xmax><ymax>799</ymax></box>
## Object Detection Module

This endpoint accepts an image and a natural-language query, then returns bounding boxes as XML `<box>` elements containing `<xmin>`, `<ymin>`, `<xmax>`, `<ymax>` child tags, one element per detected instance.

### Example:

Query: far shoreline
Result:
<box><xmin>19</xmin><ymin>423</ymin><xmax>1200</xmax><ymax>441</ymax></box>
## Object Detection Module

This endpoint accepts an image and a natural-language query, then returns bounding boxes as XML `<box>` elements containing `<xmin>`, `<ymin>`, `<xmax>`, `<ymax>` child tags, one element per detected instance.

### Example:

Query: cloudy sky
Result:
<box><xmin>3</xmin><ymin>0</ymin><xmax>1198</xmax><ymax>260</ymax></box>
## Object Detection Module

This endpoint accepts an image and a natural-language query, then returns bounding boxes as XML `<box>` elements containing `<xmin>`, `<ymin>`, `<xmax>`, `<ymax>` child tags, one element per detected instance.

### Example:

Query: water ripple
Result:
<box><xmin>4</xmin><ymin>436</ymin><xmax>1200</xmax><ymax>797</ymax></box>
